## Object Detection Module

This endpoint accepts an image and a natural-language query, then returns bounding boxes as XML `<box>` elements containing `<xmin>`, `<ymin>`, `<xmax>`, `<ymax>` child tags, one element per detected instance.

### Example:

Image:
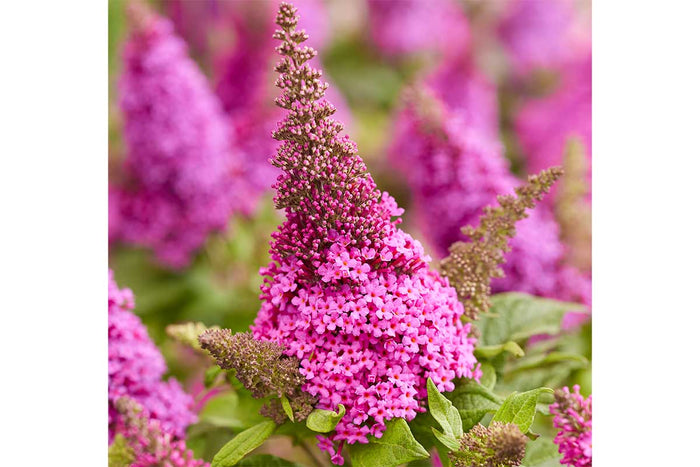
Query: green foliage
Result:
<box><xmin>475</xmin><ymin>341</ymin><xmax>525</xmax><ymax>359</ymax></box>
<box><xmin>431</xmin><ymin>427</ymin><xmax>460</xmax><ymax>451</ymax></box>
<box><xmin>448</xmin><ymin>379</ymin><xmax>504</xmax><ymax>431</ymax></box>
<box><xmin>349</xmin><ymin>418</ymin><xmax>430</xmax><ymax>467</ymax></box>
<box><xmin>305</xmin><ymin>404</ymin><xmax>346</xmax><ymax>433</ymax></box>
<box><xmin>498</xmin><ymin>322</ymin><xmax>591</xmax><ymax>393</ymax></box>
<box><xmin>108</xmin><ymin>434</ymin><xmax>134</xmax><ymax>467</ymax></box>
<box><xmin>479</xmin><ymin>364</ymin><xmax>497</xmax><ymax>390</ymax></box>
<box><xmin>205</xmin><ymin>365</ymin><xmax>223</xmax><ymax>388</ymax></box>
<box><xmin>197</xmin><ymin>392</ymin><xmax>266</xmax><ymax>431</ymax></box>
<box><xmin>492</xmin><ymin>388</ymin><xmax>554</xmax><ymax>434</ymax></box>
<box><xmin>426</xmin><ymin>378</ymin><xmax>462</xmax><ymax>450</ymax></box>
<box><xmin>237</xmin><ymin>454</ymin><xmax>305</xmax><ymax>467</ymax></box>
<box><xmin>280</xmin><ymin>394</ymin><xmax>294</xmax><ymax>422</ymax></box>
<box><xmin>478</xmin><ymin>293</ymin><xmax>584</xmax><ymax>346</ymax></box>
<box><xmin>211</xmin><ymin>421</ymin><xmax>277</xmax><ymax>467</ymax></box>
<box><xmin>521</xmin><ymin>436</ymin><xmax>563</xmax><ymax>467</ymax></box>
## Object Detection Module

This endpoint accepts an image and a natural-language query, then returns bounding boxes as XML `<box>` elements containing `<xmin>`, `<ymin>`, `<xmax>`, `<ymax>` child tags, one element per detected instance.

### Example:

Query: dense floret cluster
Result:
<box><xmin>550</xmin><ymin>385</ymin><xmax>593</xmax><ymax>467</ymax></box>
<box><xmin>110</xmin><ymin>7</ymin><xmax>250</xmax><ymax>268</ymax></box>
<box><xmin>250</xmin><ymin>4</ymin><xmax>480</xmax><ymax>460</ymax></box>
<box><xmin>108</xmin><ymin>270</ymin><xmax>196</xmax><ymax>439</ymax></box>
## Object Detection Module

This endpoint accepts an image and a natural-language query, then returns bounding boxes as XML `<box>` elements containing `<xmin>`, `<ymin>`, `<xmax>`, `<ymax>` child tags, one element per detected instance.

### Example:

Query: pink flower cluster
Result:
<box><xmin>366</xmin><ymin>0</ymin><xmax>471</xmax><ymax>58</ymax></box>
<box><xmin>108</xmin><ymin>270</ymin><xmax>196</xmax><ymax>439</ymax></box>
<box><xmin>114</xmin><ymin>399</ymin><xmax>209</xmax><ymax>467</ymax></box>
<box><xmin>255</xmin><ymin>229</ymin><xmax>480</xmax><ymax>443</ymax></box>
<box><xmin>389</xmin><ymin>86</ymin><xmax>591</xmax><ymax>308</ymax></box>
<box><xmin>251</xmin><ymin>4</ymin><xmax>480</xmax><ymax>462</ymax></box>
<box><xmin>550</xmin><ymin>385</ymin><xmax>592</xmax><ymax>467</ymax></box>
<box><xmin>110</xmin><ymin>10</ymin><xmax>251</xmax><ymax>268</ymax></box>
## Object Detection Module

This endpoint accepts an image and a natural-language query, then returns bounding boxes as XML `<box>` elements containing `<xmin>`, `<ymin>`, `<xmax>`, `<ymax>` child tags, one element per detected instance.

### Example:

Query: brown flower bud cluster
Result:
<box><xmin>440</xmin><ymin>167</ymin><xmax>563</xmax><ymax>319</ymax></box>
<box><xmin>198</xmin><ymin>329</ymin><xmax>316</xmax><ymax>423</ymax></box>
<box><xmin>449</xmin><ymin>422</ymin><xmax>528</xmax><ymax>467</ymax></box>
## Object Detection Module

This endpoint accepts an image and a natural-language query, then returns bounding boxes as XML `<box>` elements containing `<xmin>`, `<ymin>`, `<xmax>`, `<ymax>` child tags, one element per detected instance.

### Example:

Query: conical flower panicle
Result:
<box><xmin>268</xmin><ymin>2</ymin><xmax>401</xmax><ymax>273</ymax></box>
<box><xmin>199</xmin><ymin>329</ymin><xmax>317</xmax><ymax>423</ymax></box>
<box><xmin>251</xmin><ymin>4</ymin><xmax>480</xmax><ymax>462</ymax></box>
<box><xmin>440</xmin><ymin>167</ymin><xmax>563</xmax><ymax>319</ymax></box>
<box><xmin>110</xmin><ymin>5</ymin><xmax>251</xmax><ymax>268</ymax></box>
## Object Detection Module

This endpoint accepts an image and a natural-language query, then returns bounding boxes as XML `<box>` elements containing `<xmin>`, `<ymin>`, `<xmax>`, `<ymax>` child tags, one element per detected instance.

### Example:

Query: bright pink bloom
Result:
<box><xmin>111</xmin><ymin>10</ymin><xmax>251</xmax><ymax>268</ymax></box>
<box><xmin>550</xmin><ymin>385</ymin><xmax>592</xmax><ymax>467</ymax></box>
<box><xmin>108</xmin><ymin>270</ymin><xmax>196</xmax><ymax>440</ymax></box>
<box><xmin>251</xmin><ymin>4</ymin><xmax>479</xmax><ymax>461</ymax></box>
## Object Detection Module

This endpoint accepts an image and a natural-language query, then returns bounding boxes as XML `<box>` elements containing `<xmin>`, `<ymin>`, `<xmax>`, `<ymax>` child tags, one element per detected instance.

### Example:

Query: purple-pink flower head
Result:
<box><xmin>550</xmin><ymin>385</ymin><xmax>592</xmax><ymax>467</ymax></box>
<box><xmin>108</xmin><ymin>270</ymin><xmax>196</xmax><ymax>440</ymax></box>
<box><xmin>498</xmin><ymin>0</ymin><xmax>578</xmax><ymax>74</ymax></box>
<box><xmin>113</xmin><ymin>397</ymin><xmax>209</xmax><ymax>467</ymax></box>
<box><xmin>388</xmin><ymin>87</ymin><xmax>590</xmax><ymax>308</ymax></box>
<box><xmin>366</xmin><ymin>0</ymin><xmax>471</xmax><ymax>58</ymax></box>
<box><xmin>110</xmin><ymin>5</ymin><xmax>251</xmax><ymax>268</ymax></box>
<box><xmin>250</xmin><ymin>4</ymin><xmax>480</xmax><ymax>462</ymax></box>
<box><xmin>515</xmin><ymin>55</ymin><xmax>592</xmax><ymax>194</ymax></box>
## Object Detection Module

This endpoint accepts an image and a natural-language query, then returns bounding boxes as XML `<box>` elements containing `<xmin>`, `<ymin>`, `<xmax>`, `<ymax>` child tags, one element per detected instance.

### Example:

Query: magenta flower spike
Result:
<box><xmin>250</xmin><ymin>4</ymin><xmax>480</xmax><ymax>462</ymax></box>
<box><xmin>550</xmin><ymin>385</ymin><xmax>592</xmax><ymax>467</ymax></box>
<box><xmin>389</xmin><ymin>87</ymin><xmax>591</xmax><ymax>312</ymax></box>
<box><xmin>108</xmin><ymin>270</ymin><xmax>196</xmax><ymax>440</ymax></box>
<box><xmin>110</xmin><ymin>5</ymin><xmax>251</xmax><ymax>268</ymax></box>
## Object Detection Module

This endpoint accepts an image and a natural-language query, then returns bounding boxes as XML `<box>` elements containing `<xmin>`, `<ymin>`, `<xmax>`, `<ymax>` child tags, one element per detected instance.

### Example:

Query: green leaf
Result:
<box><xmin>349</xmin><ymin>418</ymin><xmax>430</xmax><ymax>467</ymax></box>
<box><xmin>305</xmin><ymin>404</ymin><xmax>346</xmax><ymax>433</ymax></box>
<box><xmin>448</xmin><ymin>379</ymin><xmax>503</xmax><ymax>431</ymax></box>
<box><xmin>478</xmin><ymin>293</ymin><xmax>584</xmax><ymax>346</ymax></box>
<box><xmin>280</xmin><ymin>394</ymin><xmax>294</xmax><ymax>422</ymax></box>
<box><xmin>427</xmin><ymin>378</ymin><xmax>463</xmax><ymax>439</ymax></box>
<box><xmin>205</xmin><ymin>365</ymin><xmax>223</xmax><ymax>388</ymax></box>
<box><xmin>501</xmin><ymin>353</ymin><xmax>588</xmax><ymax>393</ymax></box>
<box><xmin>198</xmin><ymin>392</ymin><xmax>265</xmax><ymax>430</ymax></box>
<box><xmin>211</xmin><ymin>420</ymin><xmax>277</xmax><ymax>467</ymax></box>
<box><xmin>522</xmin><ymin>436</ymin><xmax>563</xmax><ymax>467</ymax></box>
<box><xmin>475</xmin><ymin>341</ymin><xmax>525</xmax><ymax>359</ymax></box>
<box><xmin>492</xmin><ymin>388</ymin><xmax>554</xmax><ymax>434</ymax></box>
<box><xmin>430</xmin><ymin>427</ymin><xmax>460</xmax><ymax>451</ymax></box>
<box><xmin>479</xmin><ymin>364</ymin><xmax>497</xmax><ymax>391</ymax></box>
<box><xmin>237</xmin><ymin>454</ymin><xmax>305</xmax><ymax>467</ymax></box>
